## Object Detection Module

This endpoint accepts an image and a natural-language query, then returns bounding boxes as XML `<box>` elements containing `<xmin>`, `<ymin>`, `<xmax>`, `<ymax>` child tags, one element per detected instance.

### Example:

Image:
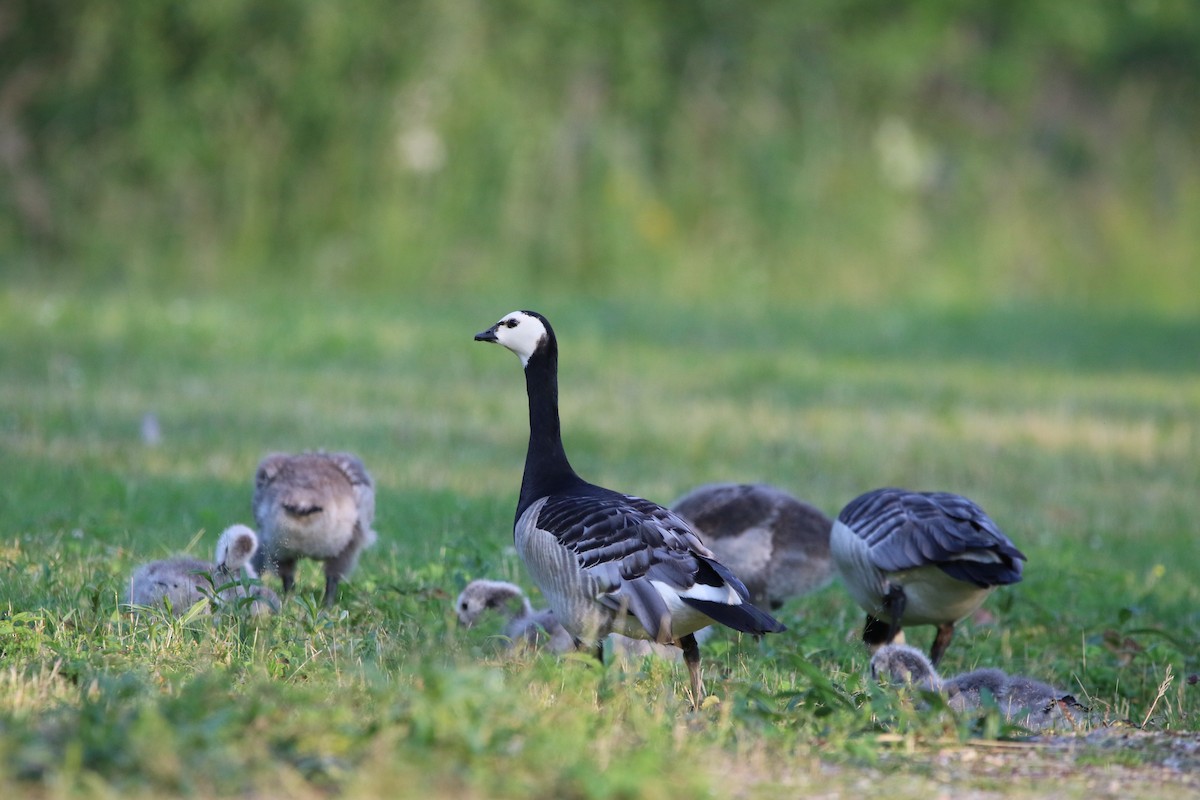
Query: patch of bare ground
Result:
<box><xmin>718</xmin><ymin>727</ymin><xmax>1200</xmax><ymax>799</ymax></box>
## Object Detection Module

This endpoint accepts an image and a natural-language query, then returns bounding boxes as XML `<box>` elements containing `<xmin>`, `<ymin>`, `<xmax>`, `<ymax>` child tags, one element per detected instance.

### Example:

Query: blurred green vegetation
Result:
<box><xmin>1</xmin><ymin>288</ymin><xmax>1198</xmax><ymax>796</ymax></box>
<box><xmin>2</xmin><ymin>0</ymin><xmax>1199</xmax><ymax>309</ymax></box>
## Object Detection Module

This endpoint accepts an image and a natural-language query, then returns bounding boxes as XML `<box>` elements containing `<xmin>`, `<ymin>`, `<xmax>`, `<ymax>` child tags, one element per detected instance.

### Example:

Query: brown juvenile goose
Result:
<box><xmin>671</xmin><ymin>482</ymin><xmax>834</xmax><ymax>610</ymax></box>
<box><xmin>252</xmin><ymin>451</ymin><xmax>377</xmax><ymax>606</ymax></box>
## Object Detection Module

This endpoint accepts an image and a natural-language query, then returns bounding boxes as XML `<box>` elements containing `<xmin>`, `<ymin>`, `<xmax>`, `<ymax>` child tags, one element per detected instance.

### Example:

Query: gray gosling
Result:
<box><xmin>670</xmin><ymin>482</ymin><xmax>835</xmax><ymax>610</ymax></box>
<box><xmin>252</xmin><ymin>452</ymin><xmax>377</xmax><ymax>607</ymax></box>
<box><xmin>127</xmin><ymin>524</ymin><xmax>278</xmax><ymax>616</ymax></box>
<box><xmin>456</xmin><ymin>579</ymin><xmax>576</xmax><ymax>653</ymax></box>
<box><xmin>944</xmin><ymin>669</ymin><xmax>1086</xmax><ymax>731</ymax></box>
<box><xmin>455</xmin><ymin>579</ymin><xmax>692</xmax><ymax>660</ymax></box>
<box><xmin>869</xmin><ymin>645</ymin><xmax>1086</xmax><ymax>730</ymax></box>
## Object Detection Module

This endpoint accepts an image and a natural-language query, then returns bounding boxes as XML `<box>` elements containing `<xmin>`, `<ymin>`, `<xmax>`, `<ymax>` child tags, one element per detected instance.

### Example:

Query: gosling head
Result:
<box><xmin>869</xmin><ymin>643</ymin><xmax>942</xmax><ymax>690</ymax></box>
<box><xmin>455</xmin><ymin>579</ymin><xmax>533</xmax><ymax>626</ymax></box>
<box><xmin>474</xmin><ymin>310</ymin><xmax>553</xmax><ymax>367</ymax></box>
<box><xmin>214</xmin><ymin>524</ymin><xmax>260</xmax><ymax>577</ymax></box>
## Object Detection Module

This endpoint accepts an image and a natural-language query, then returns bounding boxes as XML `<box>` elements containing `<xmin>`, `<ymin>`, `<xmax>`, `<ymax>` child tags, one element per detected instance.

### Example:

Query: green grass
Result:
<box><xmin>1</xmin><ymin>284</ymin><xmax>1198</xmax><ymax>798</ymax></box>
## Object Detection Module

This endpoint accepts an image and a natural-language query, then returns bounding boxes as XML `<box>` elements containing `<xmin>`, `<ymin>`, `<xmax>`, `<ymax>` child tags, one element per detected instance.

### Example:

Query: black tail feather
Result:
<box><xmin>938</xmin><ymin>559</ymin><xmax>1022</xmax><ymax>588</ymax></box>
<box><xmin>682</xmin><ymin>596</ymin><xmax>787</xmax><ymax>635</ymax></box>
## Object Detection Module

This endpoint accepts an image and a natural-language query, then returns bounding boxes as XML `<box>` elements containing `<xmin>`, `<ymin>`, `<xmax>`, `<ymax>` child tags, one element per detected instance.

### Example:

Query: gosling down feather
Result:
<box><xmin>252</xmin><ymin>451</ymin><xmax>378</xmax><ymax>607</ymax></box>
<box><xmin>475</xmin><ymin>310</ymin><xmax>785</xmax><ymax>703</ymax></box>
<box><xmin>671</xmin><ymin>482</ymin><xmax>835</xmax><ymax>609</ymax></box>
<box><xmin>831</xmin><ymin>487</ymin><xmax>1026</xmax><ymax>665</ymax></box>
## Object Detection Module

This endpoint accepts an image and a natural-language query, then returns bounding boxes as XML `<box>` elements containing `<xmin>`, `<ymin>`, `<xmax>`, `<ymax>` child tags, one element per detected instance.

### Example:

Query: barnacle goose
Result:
<box><xmin>831</xmin><ymin>487</ymin><xmax>1026</xmax><ymax>665</ymax></box>
<box><xmin>252</xmin><ymin>451</ymin><xmax>378</xmax><ymax>607</ymax></box>
<box><xmin>671</xmin><ymin>482</ymin><xmax>835</xmax><ymax>609</ymax></box>
<box><xmin>474</xmin><ymin>310</ymin><xmax>785</xmax><ymax>702</ymax></box>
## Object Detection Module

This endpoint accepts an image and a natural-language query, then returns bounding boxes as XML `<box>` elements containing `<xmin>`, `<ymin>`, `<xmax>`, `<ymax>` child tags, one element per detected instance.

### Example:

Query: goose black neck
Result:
<box><xmin>517</xmin><ymin>342</ymin><xmax>582</xmax><ymax>517</ymax></box>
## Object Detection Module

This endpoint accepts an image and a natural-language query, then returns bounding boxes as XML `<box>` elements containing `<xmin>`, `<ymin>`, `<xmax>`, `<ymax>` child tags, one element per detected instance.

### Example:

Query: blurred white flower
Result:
<box><xmin>397</xmin><ymin>126</ymin><xmax>446</xmax><ymax>175</ymax></box>
<box><xmin>873</xmin><ymin>116</ymin><xmax>938</xmax><ymax>191</ymax></box>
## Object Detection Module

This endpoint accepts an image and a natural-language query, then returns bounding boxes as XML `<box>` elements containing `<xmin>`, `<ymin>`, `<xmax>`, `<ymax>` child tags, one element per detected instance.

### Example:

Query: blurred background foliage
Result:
<box><xmin>2</xmin><ymin>0</ymin><xmax>1198</xmax><ymax>310</ymax></box>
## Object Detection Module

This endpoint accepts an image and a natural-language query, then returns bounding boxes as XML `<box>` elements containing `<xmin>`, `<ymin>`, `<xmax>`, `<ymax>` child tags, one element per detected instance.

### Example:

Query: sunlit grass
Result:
<box><xmin>1</xmin><ymin>285</ymin><xmax>1198</xmax><ymax>797</ymax></box>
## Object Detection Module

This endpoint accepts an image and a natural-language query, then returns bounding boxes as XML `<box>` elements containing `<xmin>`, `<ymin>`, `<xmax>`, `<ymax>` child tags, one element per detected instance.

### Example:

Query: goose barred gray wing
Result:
<box><xmin>833</xmin><ymin>487</ymin><xmax>1026</xmax><ymax>664</ymax></box>
<box><xmin>530</xmin><ymin>486</ymin><xmax>783</xmax><ymax>642</ymax></box>
<box><xmin>838</xmin><ymin>488</ymin><xmax>1025</xmax><ymax>587</ymax></box>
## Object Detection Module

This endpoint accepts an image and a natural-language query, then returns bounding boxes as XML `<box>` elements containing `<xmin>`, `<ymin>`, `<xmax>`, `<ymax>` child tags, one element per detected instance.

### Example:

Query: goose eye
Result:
<box><xmin>504</xmin><ymin>318</ymin><xmax>518</xmax><ymax>328</ymax></box>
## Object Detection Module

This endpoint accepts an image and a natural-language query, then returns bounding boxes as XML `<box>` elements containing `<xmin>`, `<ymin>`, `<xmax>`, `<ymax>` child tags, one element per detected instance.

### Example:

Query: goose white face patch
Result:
<box><xmin>492</xmin><ymin>311</ymin><xmax>547</xmax><ymax>366</ymax></box>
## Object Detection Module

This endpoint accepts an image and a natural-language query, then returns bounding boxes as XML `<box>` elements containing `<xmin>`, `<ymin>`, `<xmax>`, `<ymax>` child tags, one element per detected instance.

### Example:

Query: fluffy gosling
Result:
<box><xmin>869</xmin><ymin>644</ymin><xmax>1087</xmax><ymax>731</ymax></box>
<box><xmin>455</xmin><ymin>579</ymin><xmax>692</xmax><ymax>660</ymax></box>
<box><xmin>252</xmin><ymin>451</ymin><xmax>377</xmax><ymax>607</ymax></box>
<box><xmin>456</xmin><ymin>579</ymin><xmax>575</xmax><ymax>653</ymax></box>
<box><xmin>127</xmin><ymin>524</ymin><xmax>277</xmax><ymax>616</ymax></box>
